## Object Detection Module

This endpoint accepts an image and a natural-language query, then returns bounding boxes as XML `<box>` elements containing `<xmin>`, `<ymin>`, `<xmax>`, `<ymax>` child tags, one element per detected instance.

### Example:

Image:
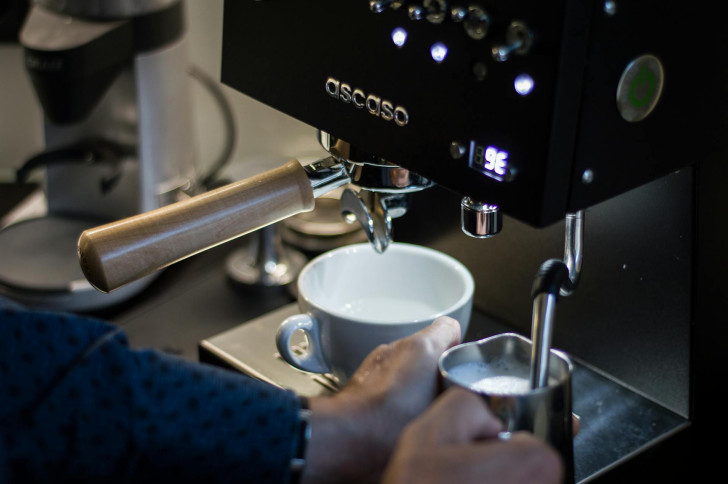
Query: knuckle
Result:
<box><xmin>395</xmin><ymin>334</ymin><xmax>432</xmax><ymax>355</ymax></box>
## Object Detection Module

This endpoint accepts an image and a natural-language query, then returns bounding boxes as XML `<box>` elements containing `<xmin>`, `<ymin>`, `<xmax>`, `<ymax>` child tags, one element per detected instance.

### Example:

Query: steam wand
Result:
<box><xmin>529</xmin><ymin>211</ymin><xmax>584</xmax><ymax>389</ymax></box>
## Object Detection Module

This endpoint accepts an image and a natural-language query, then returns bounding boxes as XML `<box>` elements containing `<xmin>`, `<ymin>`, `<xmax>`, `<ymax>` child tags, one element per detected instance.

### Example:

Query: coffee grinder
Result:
<box><xmin>0</xmin><ymin>0</ymin><xmax>196</xmax><ymax>311</ymax></box>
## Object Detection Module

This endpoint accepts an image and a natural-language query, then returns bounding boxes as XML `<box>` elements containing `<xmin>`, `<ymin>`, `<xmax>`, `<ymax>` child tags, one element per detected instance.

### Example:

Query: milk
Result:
<box><xmin>448</xmin><ymin>361</ymin><xmax>532</xmax><ymax>395</ymax></box>
<box><xmin>470</xmin><ymin>375</ymin><xmax>532</xmax><ymax>394</ymax></box>
<box><xmin>339</xmin><ymin>296</ymin><xmax>440</xmax><ymax>321</ymax></box>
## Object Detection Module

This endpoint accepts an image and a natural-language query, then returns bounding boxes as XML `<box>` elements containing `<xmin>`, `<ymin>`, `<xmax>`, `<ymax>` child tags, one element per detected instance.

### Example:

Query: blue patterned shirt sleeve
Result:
<box><xmin>0</xmin><ymin>299</ymin><xmax>302</xmax><ymax>483</ymax></box>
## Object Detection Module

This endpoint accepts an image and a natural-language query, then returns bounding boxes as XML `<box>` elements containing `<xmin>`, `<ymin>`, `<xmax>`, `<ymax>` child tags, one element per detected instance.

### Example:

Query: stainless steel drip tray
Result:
<box><xmin>199</xmin><ymin>304</ymin><xmax>688</xmax><ymax>483</ymax></box>
<box><xmin>199</xmin><ymin>304</ymin><xmax>341</xmax><ymax>397</ymax></box>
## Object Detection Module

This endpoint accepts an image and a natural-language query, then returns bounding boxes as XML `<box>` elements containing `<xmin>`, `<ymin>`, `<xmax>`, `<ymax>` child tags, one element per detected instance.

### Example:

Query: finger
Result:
<box><xmin>409</xmin><ymin>316</ymin><xmax>462</xmax><ymax>353</ymax></box>
<box><xmin>358</xmin><ymin>317</ymin><xmax>460</xmax><ymax>372</ymax></box>
<box><xmin>376</xmin><ymin>317</ymin><xmax>461</xmax><ymax>375</ymax></box>
<box><xmin>405</xmin><ymin>387</ymin><xmax>503</xmax><ymax>444</ymax></box>
<box><xmin>477</xmin><ymin>433</ymin><xmax>565</xmax><ymax>484</ymax></box>
<box><xmin>435</xmin><ymin>434</ymin><xmax>564</xmax><ymax>484</ymax></box>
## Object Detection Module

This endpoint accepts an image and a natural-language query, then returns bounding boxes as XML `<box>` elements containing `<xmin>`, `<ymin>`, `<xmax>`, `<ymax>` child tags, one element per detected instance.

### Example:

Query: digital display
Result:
<box><xmin>468</xmin><ymin>141</ymin><xmax>510</xmax><ymax>182</ymax></box>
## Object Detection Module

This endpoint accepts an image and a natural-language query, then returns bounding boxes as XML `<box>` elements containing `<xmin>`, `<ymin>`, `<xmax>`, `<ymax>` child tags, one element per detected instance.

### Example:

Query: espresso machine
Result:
<box><xmin>75</xmin><ymin>0</ymin><xmax>725</xmax><ymax>481</ymax></box>
<box><xmin>0</xmin><ymin>0</ymin><xmax>197</xmax><ymax>310</ymax></box>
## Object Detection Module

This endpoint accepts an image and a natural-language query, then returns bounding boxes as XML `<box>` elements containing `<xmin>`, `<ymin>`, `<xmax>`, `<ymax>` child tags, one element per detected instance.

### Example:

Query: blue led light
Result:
<box><xmin>514</xmin><ymin>73</ymin><xmax>535</xmax><ymax>96</ymax></box>
<box><xmin>391</xmin><ymin>27</ymin><xmax>408</xmax><ymax>47</ymax></box>
<box><xmin>430</xmin><ymin>42</ymin><xmax>448</xmax><ymax>63</ymax></box>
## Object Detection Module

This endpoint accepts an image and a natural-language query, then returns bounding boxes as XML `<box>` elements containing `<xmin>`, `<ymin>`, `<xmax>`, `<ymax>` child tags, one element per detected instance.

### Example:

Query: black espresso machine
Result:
<box><xmin>215</xmin><ymin>0</ymin><xmax>725</xmax><ymax>481</ymax></box>
<box><xmin>77</xmin><ymin>0</ymin><xmax>727</xmax><ymax>482</ymax></box>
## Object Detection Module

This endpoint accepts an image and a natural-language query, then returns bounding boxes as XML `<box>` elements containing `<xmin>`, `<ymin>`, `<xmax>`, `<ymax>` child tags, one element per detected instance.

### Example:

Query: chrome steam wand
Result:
<box><xmin>530</xmin><ymin>210</ymin><xmax>585</xmax><ymax>389</ymax></box>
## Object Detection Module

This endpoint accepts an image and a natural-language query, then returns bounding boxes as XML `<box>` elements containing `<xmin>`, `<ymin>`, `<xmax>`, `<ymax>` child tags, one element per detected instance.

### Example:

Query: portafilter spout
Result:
<box><xmin>77</xmin><ymin>157</ymin><xmax>350</xmax><ymax>293</ymax></box>
<box><xmin>339</xmin><ymin>189</ymin><xmax>411</xmax><ymax>254</ymax></box>
<box><xmin>318</xmin><ymin>131</ymin><xmax>434</xmax><ymax>253</ymax></box>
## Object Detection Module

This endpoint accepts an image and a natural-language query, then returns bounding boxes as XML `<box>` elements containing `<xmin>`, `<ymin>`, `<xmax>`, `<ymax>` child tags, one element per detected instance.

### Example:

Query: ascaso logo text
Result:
<box><xmin>325</xmin><ymin>77</ymin><xmax>409</xmax><ymax>127</ymax></box>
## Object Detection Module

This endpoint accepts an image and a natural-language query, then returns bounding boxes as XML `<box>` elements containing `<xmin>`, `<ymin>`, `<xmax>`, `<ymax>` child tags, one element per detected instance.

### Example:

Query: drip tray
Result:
<box><xmin>200</xmin><ymin>304</ymin><xmax>340</xmax><ymax>396</ymax></box>
<box><xmin>199</xmin><ymin>304</ymin><xmax>689</xmax><ymax>483</ymax></box>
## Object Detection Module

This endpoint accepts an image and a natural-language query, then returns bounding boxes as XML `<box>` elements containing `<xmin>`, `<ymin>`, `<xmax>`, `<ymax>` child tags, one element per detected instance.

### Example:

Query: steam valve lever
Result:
<box><xmin>404</xmin><ymin>2</ymin><xmax>447</xmax><ymax>22</ymax></box>
<box><xmin>492</xmin><ymin>21</ymin><xmax>533</xmax><ymax>62</ymax></box>
<box><xmin>369</xmin><ymin>1</ymin><xmax>401</xmax><ymax>13</ymax></box>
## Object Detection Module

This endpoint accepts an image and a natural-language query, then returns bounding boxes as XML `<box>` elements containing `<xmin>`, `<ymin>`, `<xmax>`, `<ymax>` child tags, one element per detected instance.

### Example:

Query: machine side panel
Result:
<box><xmin>569</xmin><ymin>0</ymin><xmax>728</xmax><ymax>210</ymax></box>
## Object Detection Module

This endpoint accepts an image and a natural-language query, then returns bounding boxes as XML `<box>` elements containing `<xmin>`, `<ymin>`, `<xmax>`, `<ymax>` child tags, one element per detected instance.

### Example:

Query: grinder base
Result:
<box><xmin>0</xmin><ymin>216</ymin><xmax>155</xmax><ymax>312</ymax></box>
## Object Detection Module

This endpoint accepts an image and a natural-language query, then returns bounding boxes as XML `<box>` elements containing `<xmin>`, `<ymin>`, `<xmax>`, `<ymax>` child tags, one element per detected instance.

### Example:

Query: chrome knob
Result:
<box><xmin>461</xmin><ymin>197</ymin><xmax>503</xmax><ymax>238</ymax></box>
<box><xmin>423</xmin><ymin>0</ymin><xmax>448</xmax><ymax>24</ymax></box>
<box><xmin>492</xmin><ymin>21</ymin><xmax>533</xmax><ymax>62</ymax></box>
<box><xmin>408</xmin><ymin>4</ymin><xmax>425</xmax><ymax>20</ymax></box>
<box><xmin>451</xmin><ymin>6</ymin><xmax>467</xmax><ymax>22</ymax></box>
<box><xmin>464</xmin><ymin>6</ymin><xmax>490</xmax><ymax>40</ymax></box>
<box><xmin>369</xmin><ymin>0</ymin><xmax>402</xmax><ymax>13</ymax></box>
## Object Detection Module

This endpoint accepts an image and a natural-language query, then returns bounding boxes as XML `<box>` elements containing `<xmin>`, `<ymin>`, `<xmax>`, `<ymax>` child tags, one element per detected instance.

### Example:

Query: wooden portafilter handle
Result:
<box><xmin>78</xmin><ymin>158</ymin><xmax>349</xmax><ymax>293</ymax></box>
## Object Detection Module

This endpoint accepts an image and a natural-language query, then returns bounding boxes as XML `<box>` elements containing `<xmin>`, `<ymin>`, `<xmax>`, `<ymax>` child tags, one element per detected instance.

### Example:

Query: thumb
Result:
<box><xmin>411</xmin><ymin>316</ymin><xmax>462</xmax><ymax>354</ymax></box>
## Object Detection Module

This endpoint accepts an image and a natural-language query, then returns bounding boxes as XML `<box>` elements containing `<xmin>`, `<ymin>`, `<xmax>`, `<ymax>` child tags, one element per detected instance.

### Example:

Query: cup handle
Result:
<box><xmin>275</xmin><ymin>314</ymin><xmax>331</xmax><ymax>374</ymax></box>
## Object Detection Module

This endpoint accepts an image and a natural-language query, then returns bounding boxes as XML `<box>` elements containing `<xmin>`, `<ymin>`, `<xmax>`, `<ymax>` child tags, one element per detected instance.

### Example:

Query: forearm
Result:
<box><xmin>0</xmin><ymin>303</ymin><xmax>303</xmax><ymax>483</ymax></box>
<box><xmin>127</xmin><ymin>349</ymin><xmax>302</xmax><ymax>482</ymax></box>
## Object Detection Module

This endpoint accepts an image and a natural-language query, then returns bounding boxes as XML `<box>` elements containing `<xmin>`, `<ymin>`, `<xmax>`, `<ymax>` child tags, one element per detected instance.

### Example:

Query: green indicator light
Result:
<box><xmin>629</xmin><ymin>65</ymin><xmax>656</xmax><ymax>108</ymax></box>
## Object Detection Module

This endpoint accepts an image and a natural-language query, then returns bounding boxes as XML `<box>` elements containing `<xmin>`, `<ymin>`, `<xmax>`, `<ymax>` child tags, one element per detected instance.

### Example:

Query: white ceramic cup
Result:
<box><xmin>275</xmin><ymin>242</ymin><xmax>474</xmax><ymax>384</ymax></box>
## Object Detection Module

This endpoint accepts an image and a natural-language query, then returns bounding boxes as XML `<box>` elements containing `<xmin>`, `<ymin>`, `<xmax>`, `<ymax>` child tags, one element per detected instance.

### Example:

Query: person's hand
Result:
<box><xmin>303</xmin><ymin>316</ymin><xmax>462</xmax><ymax>484</ymax></box>
<box><xmin>383</xmin><ymin>387</ymin><xmax>565</xmax><ymax>484</ymax></box>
